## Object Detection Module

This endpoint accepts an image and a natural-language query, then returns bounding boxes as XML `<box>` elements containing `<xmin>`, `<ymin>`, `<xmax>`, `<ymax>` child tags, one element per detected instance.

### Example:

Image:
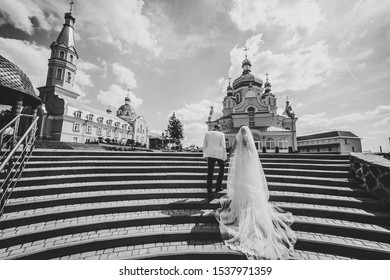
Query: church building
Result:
<box><xmin>36</xmin><ymin>6</ymin><xmax>149</xmax><ymax>147</ymax></box>
<box><xmin>207</xmin><ymin>52</ymin><xmax>298</xmax><ymax>152</ymax></box>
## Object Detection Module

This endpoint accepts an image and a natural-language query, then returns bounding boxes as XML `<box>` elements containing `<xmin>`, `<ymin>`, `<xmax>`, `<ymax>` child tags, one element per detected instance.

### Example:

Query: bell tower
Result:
<box><xmin>45</xmin><ymin>1</ymin><xmax>78</xmax><ymax>91</ymax></box>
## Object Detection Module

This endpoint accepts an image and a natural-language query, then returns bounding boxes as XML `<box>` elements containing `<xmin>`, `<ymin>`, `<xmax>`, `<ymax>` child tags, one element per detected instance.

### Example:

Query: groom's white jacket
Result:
<box><xmin>202</xmin><ymin>130</ymin><xmax>227</xmax><ymax>161</ymax></box>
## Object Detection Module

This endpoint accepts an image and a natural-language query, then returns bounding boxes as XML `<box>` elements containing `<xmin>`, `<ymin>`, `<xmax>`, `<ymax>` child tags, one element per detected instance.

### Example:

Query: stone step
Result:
<box><xmin>3</xmin><ymin>189</ymin><xmax>387</xmax><ymax>213</ymax></box>
<box><xmin>2</xmin><ymin>200</ymin><xmax>390</xmax><ymax>230</ymax></box>
<box><xmin>1</xmin><ymin>212</ymin><xmax>389</xmax><ymax>250</ymax></box>
<box><xmin>7</xmin><ymin>173</ymin><xmax>355</xmax><ymax>187</ymax></box>
<box><xmin>30</xmin><ymin>149</ymin><xmax>350</xmax><ymax>159</ymax></box>
<box><xmin>22</xmin><ymin>160</ymin><xmax>351</xmax><ymax>171</ymax></box>
<box><xmin>2</xmin><ymin>224</ymin><xmax>388</xmax><ymax>260</ymax></box>
<box><xmin>8</xmin><ymin>180</ymin><xmax>369</xmax><ymax>199</ymax></box>
<box><xmin>10</xmin><ymin>166</ymin><xmax>349</xmax><ymax>179</ymax></box>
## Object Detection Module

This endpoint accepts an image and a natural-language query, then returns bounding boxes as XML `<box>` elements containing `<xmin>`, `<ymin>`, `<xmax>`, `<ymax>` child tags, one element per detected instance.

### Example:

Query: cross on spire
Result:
<box><xmin>243</xmin><ymin>46</ymin><xmax>249</xmax><ymax>59</ymax></box>
<box><xmin>126</xmin><ymin>88</ymin><xmax>130</xmax><ymax>98</ymax></box>
<box><xmin>69</xmin><ymin>1</ymin><xmax>75</xmax><ymax>12</ymax></box>
<box><xmin>265</xmin><ymin>72</ymin><xmax>270</xmax><ymax>82</ymax></box>
<box><xmin>228</xmin><ymin>77</ymin><xmax>232</xmax><ymax>85</ymax></box>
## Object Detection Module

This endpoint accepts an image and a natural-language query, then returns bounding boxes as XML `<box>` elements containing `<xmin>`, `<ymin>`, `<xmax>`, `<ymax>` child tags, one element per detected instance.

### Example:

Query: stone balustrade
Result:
<box><xmin>350</xmin><ymin>152</ymin><xmax>390</xmax><ymax>204</ymax></box>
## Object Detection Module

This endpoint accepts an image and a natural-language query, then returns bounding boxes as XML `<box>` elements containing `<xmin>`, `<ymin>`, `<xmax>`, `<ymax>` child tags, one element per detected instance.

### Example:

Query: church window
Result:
<box><xmin>278</xmin><ymin>137</ymin><xmax>288</xmax><ymax>150</ymax></box>
<box><xmin>248</xmin><ymin>107</ymin><xmax>255</xmax><ymax>127</ymax></box>
<box><xmin>126</xmin><ymin>111</ymin><xmax>130</xmax><ymax>116</ymax></box>
<box><xmin>236</xmin><ymin>93</ymin><xmax>241</xmax><ymax>103</ymax></box>
<box><xmin>74</xmin><ymin>111</ymin><xmax>82</xmax><ymax>118</ymax></box>
<box><xmin>73</xmin><ymin>122</ymin><xmax>81</xmax><ymax>132</ymax></box>
<box><xmin>266</xmin><ymin>137</ymin><xmax>275</xmax><ymax>150</ymax></box>
<box><xmin>51</xmin><ymin>50</ymin><xmax>56</xmax><ymax>58</ymax></box>
<box><xmin>67</xmin><ymin>72</ymin><xmax>72</xmax><ymax>83</ymax></box>
<box><xmin>59</xmin><ymin>51</ymin><xmax>65</xmax><ymax>59</ymax></box>
<box><xmin>345</xmin><ymin>139</ymin><xmax>348</xmax><ymax>144</ymax></box>
<box><xmin>118</xmin><ymin>110</ymin><xmax>122</xmax><ymax>115</ymax></box>
<box><xmin>70</xmin><ymin>55</ymin><xmax>73</xmax><ymax>63</ymax></box>
<box><xmin>97</xmin><ymin>117</ymin><xmax>104</xmax><ymax>123</ymax></box>
<box><xmin>97</xmin><ymin>127</ymin><xmax>102</xmax><ymax>136</ymax></box>
<box><xmin>107</xmin><ymin>130</ymin><xmax>112</xmax><ymax>137</ymax></box>
<box><xmin>122</xmin><ymin>124</ymin><xmax>127</xmax><ymax>129</ymax></box>
<box><xmin>86</xmin><ymin>125</ymin><xmax>92</xmax><ymax>134</ymax></box>
<box><xmin>56</xmin><ymin>68</ymin><xmax>63</xmax><ymax>79</ymax></box>
<box><xmin>72</xmin><ymin>137</ymin><xmax>78</xmax><ymax>143</ymax></box>
<box><xmin>106</xmin><ymin>120</ymin><xmax>112</xmax><ymax>125</ymax></box>
<box><xmin>115</xmin><ymin>122</ymin><xmax>120</xmax><ymax>127</ymax></box>
<box><xmin>87</xmin><ymin>114</ymin><xmax>94</xmax><ymax>121</ymax></box>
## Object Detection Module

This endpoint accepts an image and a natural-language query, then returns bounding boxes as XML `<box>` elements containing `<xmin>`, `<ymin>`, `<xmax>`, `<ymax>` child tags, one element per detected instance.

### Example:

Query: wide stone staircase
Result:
<box><xmin>0</xmin><ymin>150</ymin><xmax>390</xmax><ymax>260</ymax></box>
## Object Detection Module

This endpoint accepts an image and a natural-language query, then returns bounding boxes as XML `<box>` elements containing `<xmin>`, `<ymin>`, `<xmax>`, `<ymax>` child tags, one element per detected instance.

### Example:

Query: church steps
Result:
<box><xmin>1</xmin><ymin>150</ymin><xmax>389</xmax><ymax>260</ymax></box>
<box><xmin>4</xmin><ymin>171</ymin><xmax>354</xmax><ymax>188</ymax></box>
<box><xmin>3</xmin><ymin>190</ymin><xmax>387</xmax><ymax>214</ymax></box>
<box><xmin>2</xmin><ymin>213</ymin><xmax>389</xmax><ymax>252</ymax></box>
<box><xmin>9</xmin><ymin>166</ymin><xmax>349</xmax><ymax>180</ymax></box>
<box><xmin>2</xmin><ymin>224</ymin><xmax>390</xmax><ymax>260</ymax></box>
<box><xmin>20</xmin><ymin>160</ymin><xmax>350</xmax><ymax>172</ymax></box>
<box><xmin>8</xmin><ymin>181</ymin><xmax>368</xmax><ymax>199</ymax></box>
<box><xmin>2</xmin><ymin>198</ymin><xmax>389</xmax><ymax>231</ymax></box>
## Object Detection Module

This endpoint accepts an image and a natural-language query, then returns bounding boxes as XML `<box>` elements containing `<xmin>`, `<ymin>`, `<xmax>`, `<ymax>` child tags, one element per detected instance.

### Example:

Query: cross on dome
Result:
<box><xmin>69</xmin><ymin>1</ymin><xmax>75</xmax><ymax>12</ymax></box>
<box><xmin>243</xmin><ymin>47</ymin><xmax>249</xmax><ymax>59</ymax></box>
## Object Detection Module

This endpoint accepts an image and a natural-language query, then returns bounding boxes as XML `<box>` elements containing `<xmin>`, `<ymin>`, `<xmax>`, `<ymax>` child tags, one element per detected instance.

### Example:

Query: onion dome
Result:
<box><xmin>0</xmin><ymin>55</ymin><xmax>41</xmax><ymax>106</ymax></box>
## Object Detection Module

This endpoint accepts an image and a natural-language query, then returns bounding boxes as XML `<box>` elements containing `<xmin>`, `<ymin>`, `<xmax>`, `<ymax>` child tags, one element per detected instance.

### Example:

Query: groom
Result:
<box><xmin>202</xmin><ymin>124</ymin><xmax>227</xmax><ymax>201</ymax></box>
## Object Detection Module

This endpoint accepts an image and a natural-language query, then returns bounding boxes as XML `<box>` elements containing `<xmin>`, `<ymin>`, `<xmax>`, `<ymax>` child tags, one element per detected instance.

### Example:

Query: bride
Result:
<box><xmin>215</xmin><ymin>125</ymin><xmax>296</xmax><ymax>260</ymax></box>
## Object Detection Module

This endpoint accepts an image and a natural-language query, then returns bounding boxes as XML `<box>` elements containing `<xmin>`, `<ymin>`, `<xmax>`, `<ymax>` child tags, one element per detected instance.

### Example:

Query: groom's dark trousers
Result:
<box><xmin>207</xmin><ymin>157</ymin><xmax>225</xmax><ymax>194</ymax></box>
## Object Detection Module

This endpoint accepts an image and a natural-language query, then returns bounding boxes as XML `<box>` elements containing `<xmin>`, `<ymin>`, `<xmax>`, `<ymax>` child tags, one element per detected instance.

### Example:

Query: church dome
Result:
<box><xmin>118</xmin><ymin>103</ymin><xmax>137</xmax><ymax>118</ymax></box>
<box><xmin>233</xmin><ymin>73</ymin><xmax>263</xmax><ymax>89</ymax></box>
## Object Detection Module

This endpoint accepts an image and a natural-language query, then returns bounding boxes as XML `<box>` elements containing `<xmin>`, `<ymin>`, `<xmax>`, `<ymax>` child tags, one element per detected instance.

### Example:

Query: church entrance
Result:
<box><xmin>254</xmin><ymin>141</ymin><xmax>262</xmax><ymax>152</ymax></box>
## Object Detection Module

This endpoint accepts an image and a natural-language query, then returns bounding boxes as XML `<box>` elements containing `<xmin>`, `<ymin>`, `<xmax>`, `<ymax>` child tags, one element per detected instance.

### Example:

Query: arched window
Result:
<box><xmin>51</xmin><ymin>50</ymin><xmax>56</xmax><ymax>58</ymax></box>
<box><xmin>278</xmin><ymin>137</ymin><xmax>288</xmax><ymax>150</ymax></box>
<box><xmin>236</xmin><ymin>93</ymin><xmax>241</xmax><ymax>103</ymax></box>
<box><xmin>118</xmin><ymin>110</ymin><xmax>122</xmax><ymax>115</ymax></box>
<box><xmin>248</xmin><ymin>107</ymin><xmax>255</xmax><ymax>127</ymax></box>
<box><xmin>56</xmin><ymin>68</ymin><xmax>63</xmax><ymax>79</ymax></box>
<box><xmin>70</xmin><ymin>55</ymin><xmax>73</xmax><ymax>63</ymax></box>
<box><xmin>67</xmin><ymin>72</ymin><xmax>71</xmax><ymax>83</ymax></box>
<box><xmin>266</xmin><ymin>137</ymin><xmax>275</xmax><ymax>150</ymax></box>
<box><xmin>59</xmin><ymin>51</ymin><xmax>65</xmax><ymax>59</ymax></box>
<box><xmin>126</xmin><ymin>111</ymin><xmax>130</xmax><ymax>116</ymax></box>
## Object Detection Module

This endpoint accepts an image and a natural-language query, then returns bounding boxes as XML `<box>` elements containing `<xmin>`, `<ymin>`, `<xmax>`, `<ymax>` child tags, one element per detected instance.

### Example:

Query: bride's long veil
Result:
<box><xmin>216</xmin><ymin>126</ymin><xmax>297</xmax><ymax>260</ymax></box>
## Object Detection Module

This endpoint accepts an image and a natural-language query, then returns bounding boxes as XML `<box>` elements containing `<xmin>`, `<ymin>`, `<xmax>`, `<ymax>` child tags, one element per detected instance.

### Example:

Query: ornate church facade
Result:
<box><xmin>207</xmin><ymin>54</ymin><xmax>297</xmax><ymax>152</ymax></box>
<box><xmin>36</xmin><ymin>7</ymin><xmax>149</xmax><ymax>147</ymax></box>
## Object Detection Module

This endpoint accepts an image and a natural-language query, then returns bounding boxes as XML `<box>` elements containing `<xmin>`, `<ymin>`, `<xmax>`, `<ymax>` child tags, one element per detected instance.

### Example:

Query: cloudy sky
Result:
<box><xmin>1</xmin><ymin>0</ymin><xmax>389</xmax><ymax>152</ymax></box>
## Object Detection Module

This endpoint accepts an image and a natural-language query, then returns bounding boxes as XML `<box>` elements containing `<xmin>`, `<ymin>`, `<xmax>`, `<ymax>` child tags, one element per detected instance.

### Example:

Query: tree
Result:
<box><xmin>167</xmin><ymin>112</ymin><xmax>184</xmax><ymax>146</ymax></box>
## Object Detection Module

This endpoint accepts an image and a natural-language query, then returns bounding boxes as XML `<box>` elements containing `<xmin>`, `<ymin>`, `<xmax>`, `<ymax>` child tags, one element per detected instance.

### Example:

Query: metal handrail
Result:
<box><xmin>0</xmin><ymin>115</ymin><xmax>39</xmax><ymax>216</ymax></box>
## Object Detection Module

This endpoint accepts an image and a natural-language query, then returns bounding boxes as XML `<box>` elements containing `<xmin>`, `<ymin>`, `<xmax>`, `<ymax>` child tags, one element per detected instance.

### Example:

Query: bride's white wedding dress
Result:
<box><xmin>215</xmin><ymin>126</ymin><xmax>296</xmax><ymax>260</ymax></box>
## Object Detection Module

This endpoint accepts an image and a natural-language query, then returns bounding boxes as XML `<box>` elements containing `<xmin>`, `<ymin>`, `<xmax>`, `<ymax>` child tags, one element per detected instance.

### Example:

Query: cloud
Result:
<box><xmin>229</xmin><ymin>0</ymin><xmax>324</xmax><ymax>37</ymax></box>
<box><xmin>97</xmin><ymin>84</ymin><xmax>143</xmax><ymax>110</ymax></box>
<box><xmin>0</xmin><ymin>0</ymin><xmax>57</xmax><ymax>34</ymax></box>
<box><xmin>112</xmin><ymin>63</ymin><xmax>137</xmax><ymax>89</ymax></box>
<box><xmin>229</xmin><ymin>36</ymin><xmax>338</xmax><ymax>92</ymax></box>
<box><xmin>0</xmin><ymin>37</ymin><xmax>49</xmax><ymax>90</ymax></box>
<box><xmin>184</xmin><ymin>122</ymin><xmax>208</xmax><ymax>134</ymax></box>
<box><xmin>0</xmin><ymin>0</ymin><xmax>161</xmax><ymax>56</ymax></box>
<box><xmin>74</xmin><ymin>59</ymin><xmax>100</xmax><ymax>90</ymax></box>
<box><xmin>173</xmin><ymin>99</ymin><xmax>224</xmax><ymax>122</ymax></box>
